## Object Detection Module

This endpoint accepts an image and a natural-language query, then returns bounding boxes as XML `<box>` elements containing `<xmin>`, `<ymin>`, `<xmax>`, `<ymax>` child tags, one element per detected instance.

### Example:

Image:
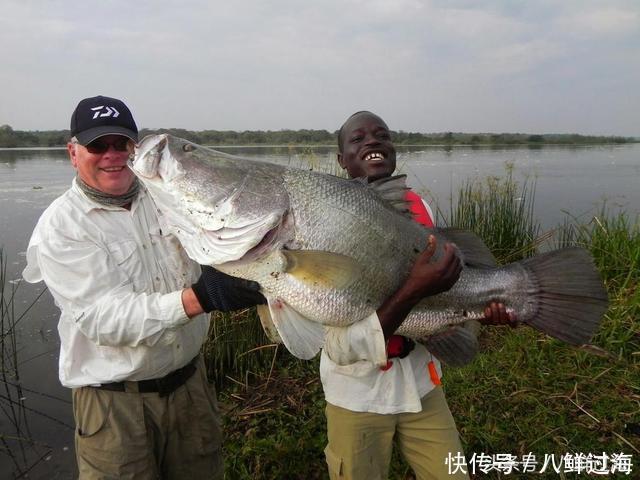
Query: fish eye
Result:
<box><xmin>183</xmin><ymin>143</ymin><xmax>196</xmax><ymax>152</ymax></box>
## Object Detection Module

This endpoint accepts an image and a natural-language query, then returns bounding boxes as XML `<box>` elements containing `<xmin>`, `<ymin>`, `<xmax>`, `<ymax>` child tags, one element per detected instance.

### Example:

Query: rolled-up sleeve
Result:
<box><xmin>323</xmin><ymin>312</ymin><xmax>387</xmax><ymax>367</ymax></box>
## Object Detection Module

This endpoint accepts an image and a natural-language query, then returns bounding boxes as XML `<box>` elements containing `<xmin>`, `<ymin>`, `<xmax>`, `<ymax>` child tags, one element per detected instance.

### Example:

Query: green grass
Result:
<box><xmin>201</xmin><ymin>173</ymin><xmax>639</xmax><ymax>479</ymax></box>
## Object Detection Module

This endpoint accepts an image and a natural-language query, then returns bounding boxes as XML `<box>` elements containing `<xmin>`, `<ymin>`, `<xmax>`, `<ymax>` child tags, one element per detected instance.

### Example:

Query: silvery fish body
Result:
<box><xmin>131</xmin><ymin>134</ymin><xmax>608</xmax><ymax>361</ymax></box>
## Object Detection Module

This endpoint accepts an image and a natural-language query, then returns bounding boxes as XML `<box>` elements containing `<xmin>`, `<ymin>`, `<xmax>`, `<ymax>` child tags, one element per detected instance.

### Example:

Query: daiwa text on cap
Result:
<box><xmin>70</xmin><ymin>95</ymin><xmax>138</xmax><ymax>145</ymax></box>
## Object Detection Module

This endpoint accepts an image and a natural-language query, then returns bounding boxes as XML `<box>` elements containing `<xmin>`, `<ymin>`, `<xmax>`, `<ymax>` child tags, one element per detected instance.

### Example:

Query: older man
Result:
<box><xmin>23</xmin><ymin>95</ymin><xmax>264</xmax><ymax>479</ymax></box>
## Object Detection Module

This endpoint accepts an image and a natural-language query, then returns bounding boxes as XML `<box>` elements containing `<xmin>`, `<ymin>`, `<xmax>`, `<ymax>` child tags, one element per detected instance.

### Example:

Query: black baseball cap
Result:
<box><xmin>70</xmin><ymin>95</ymin><xmax>138</xmax><ymax>145</ymax></box>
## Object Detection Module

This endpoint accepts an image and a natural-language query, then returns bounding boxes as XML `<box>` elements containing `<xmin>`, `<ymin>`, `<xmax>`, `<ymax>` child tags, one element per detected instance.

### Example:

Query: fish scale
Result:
<box><xmin>278</xmin><ymin>169</ymin><xmax>425</xmax><ymax>324</ymax></box>
<box><xmin>396</xmin><ymin>263</ymin><xmax>535</xmax><ymax>338</ymax></box>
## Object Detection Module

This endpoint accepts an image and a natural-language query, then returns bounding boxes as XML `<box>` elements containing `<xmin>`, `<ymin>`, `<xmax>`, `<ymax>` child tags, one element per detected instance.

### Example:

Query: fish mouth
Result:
<box><xmin>131</xmin><ymin>134</ymin><xmax>169</xmax><ymax>179</ymax></box>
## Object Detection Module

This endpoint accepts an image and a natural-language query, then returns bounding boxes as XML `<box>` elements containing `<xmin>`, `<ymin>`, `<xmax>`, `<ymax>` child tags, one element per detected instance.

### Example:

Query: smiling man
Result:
<box><xmin>22</xmin><ymin>96</ymin><xmax>265</xmax><ymax>479</ymax></box>
<box><xmin>321</xmin><ymin>111</ymin><xmax>515</xmax><ymax>480</ymax></box>
<box><xmin>68</xmin><ymin>96</ymin><xmax>140</xmax><ymax>199</ymax></box>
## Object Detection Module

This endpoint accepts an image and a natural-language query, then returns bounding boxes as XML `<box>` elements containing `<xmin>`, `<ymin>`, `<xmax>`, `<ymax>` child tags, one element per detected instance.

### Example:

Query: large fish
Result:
<box><xmin>131</xmin><ymin>134</ymin><xmax>608</xmax><ymax>364</ymax></box>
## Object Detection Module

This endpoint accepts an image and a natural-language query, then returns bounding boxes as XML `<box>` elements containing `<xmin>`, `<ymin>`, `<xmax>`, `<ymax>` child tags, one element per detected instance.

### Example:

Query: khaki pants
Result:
<box><xmin>324</xmin><ymin>386</ymin><xmax>469</xmax><ymax>480</ymax></box>
<box><xmin>72</xmin><ymin>358</ymin><xmax>223</xmax><ymax>479</ymax></box>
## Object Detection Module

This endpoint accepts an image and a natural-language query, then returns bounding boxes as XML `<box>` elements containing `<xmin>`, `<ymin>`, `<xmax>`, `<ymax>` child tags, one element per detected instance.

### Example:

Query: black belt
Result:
<box><xmin>95</xmin><ymin>356</ymin><xmax>198</xmax><ymax>397</ymax></box>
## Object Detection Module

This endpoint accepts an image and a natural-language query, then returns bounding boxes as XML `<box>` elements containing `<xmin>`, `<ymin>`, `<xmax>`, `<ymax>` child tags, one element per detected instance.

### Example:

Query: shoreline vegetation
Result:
<box><xmin>0</xmin><ymin>124</ymin><xmax>636</xmax><ymax>148</ymax></box>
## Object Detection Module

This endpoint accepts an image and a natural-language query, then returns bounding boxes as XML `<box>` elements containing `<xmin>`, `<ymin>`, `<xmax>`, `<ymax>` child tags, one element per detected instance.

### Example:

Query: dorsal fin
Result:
<box><xmin>440</xmin><ymin>228</ymin><xmax>498</xmax><ymax>267</ymax></box>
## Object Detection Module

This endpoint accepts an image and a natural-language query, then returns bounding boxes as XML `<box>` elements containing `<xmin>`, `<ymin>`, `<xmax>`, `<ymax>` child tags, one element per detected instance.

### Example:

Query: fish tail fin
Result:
<box><xmin>521</xmin><ymin>247</ymin><xmax>608</xmax><ymax>345</ymax></box>
<box><xmin>422</xmin><ymin>320</ymin><xmax>480</xmax><ymax>367</ymax></box>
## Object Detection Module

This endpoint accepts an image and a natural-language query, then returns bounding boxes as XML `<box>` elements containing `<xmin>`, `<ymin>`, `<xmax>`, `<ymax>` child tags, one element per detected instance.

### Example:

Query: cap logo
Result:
<box><xmin>91</xmin><ymin>105</ymin><xmax>120</xmax><ymax>119</ymax></box>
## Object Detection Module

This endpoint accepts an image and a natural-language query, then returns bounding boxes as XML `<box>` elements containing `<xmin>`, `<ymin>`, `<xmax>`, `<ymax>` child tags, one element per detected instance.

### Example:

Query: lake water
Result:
<box><xmin>1</xmin><ymin>143</ymin><xmax>639</xmax><ymax>478</ymax></box>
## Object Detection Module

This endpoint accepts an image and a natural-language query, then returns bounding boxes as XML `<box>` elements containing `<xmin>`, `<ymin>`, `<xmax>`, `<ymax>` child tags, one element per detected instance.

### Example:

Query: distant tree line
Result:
<box><xmin>0</xmin><ymin>124</ymin><xmax>635</xmax><ymax>148</ymax></box>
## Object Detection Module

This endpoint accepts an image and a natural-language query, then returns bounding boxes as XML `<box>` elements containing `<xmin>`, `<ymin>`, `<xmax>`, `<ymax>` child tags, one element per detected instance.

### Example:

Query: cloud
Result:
<box><xmin>0</xmin><ymin>0</ymin><xmax>638</xmax><ymax>135</ymax></box>
<box><xmin>560</xmin><ymin>7</ymin><xmax>640</xmax><ymax>36</ymax></box>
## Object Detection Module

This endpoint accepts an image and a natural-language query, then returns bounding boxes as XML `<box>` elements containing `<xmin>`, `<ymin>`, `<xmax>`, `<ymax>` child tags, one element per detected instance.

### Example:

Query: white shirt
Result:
<box><xmin>23</xmin><ymin>179</ymin><xmax>208</xmax><ymax>388</ymax></box>
<box><xmin>320</xmin><ymin>198</ymin><xmax>441</xmax><ymax>414</ymax></box>
<box><xmin>320</xmin><ymin>313</ymin><xmax>441</xmax><ymax>414</ymax></box>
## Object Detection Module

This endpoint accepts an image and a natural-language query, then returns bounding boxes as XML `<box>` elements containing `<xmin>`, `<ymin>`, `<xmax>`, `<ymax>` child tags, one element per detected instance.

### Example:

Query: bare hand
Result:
<box><xmin>376</xmin><ymin>235</ymin><xmax>462</xmax><ymax>339</ymax></box>
<box><xmin>403</xmin><ymin>235</ymin><xmax>462</xmax><ymax>302</ymax></box>
<box><xmin>481</xmin><ymin>302</ymin><xmax>518</xmax><ymax>327</ymax></box>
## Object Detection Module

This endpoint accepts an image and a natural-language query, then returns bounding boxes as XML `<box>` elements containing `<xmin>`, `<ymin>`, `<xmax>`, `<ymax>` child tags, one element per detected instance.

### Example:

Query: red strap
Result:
<box><xmin>405</xmin><ymin>190</ymin><xmax>434</xmax><ymax>227</ymax></box>
<box><xmin>386</xmin><ymin>335</ymin><xmax>405</xmax><ymax>357</ymax></box>
<box><xmin>380</xmin><ymin>335</ymin><xmax>403</xmax><ymax>371</ymax></box>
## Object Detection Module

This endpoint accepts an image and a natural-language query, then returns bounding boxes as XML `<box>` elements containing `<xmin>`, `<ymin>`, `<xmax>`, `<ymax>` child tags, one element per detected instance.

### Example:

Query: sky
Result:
<box><xmin>0</xmin><ymin>0</ymin><xmax>638</xmax><ymax>136</ymax></box>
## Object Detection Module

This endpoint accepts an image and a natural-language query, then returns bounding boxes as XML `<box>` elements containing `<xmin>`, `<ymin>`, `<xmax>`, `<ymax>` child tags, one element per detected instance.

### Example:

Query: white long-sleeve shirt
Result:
<box><xmin>320</xmin><ymin>198</ymin><xmax>441</xmax><ymax>414</ymax></box>
<box><xmin>23</xmin><ymin>179</ymin><xmax>208</xmax><ymax>388</ymax></box>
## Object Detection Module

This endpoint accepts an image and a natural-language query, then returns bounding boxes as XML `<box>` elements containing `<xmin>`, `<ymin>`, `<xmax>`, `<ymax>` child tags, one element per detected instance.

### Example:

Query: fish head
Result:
<box><xmin>131</xmin><ymin>134</ymin><xmax>291</xmax><ymax>265</ymax></box>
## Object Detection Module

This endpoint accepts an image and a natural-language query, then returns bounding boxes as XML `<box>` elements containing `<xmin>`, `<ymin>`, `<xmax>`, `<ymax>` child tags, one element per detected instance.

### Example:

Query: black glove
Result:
<box><xmin>192</xmin><ymin>265</ymin><xmax>266</xmax><ymax>313</ymax></box>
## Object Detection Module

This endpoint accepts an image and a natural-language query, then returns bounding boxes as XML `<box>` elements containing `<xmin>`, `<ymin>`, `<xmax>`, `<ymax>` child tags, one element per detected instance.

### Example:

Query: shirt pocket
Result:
<box><xmin>107</xmin><ymin>239</ymin><xmax>147</xmax><ymax>291</ymax></box>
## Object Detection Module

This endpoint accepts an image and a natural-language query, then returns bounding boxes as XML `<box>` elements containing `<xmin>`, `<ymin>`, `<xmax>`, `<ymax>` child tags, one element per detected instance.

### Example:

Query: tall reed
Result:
<box><xmin>556</xmin><ymin>208</ymin><xmax>640</xmax><ymax>293</ymax></box>
<box><xmin>1</xmin><ymin>249</ymin><xmax>53</xmax><ymax>474</ymax></box>
<box><xmin>447</xmin><ymin>165</ymin><xmax>541</xmax><ymax>262</ymax></box>
<box><xmin>202</xmin><ymin>308</ymin><xmax>279</xmax><ymax>390</ymax></box>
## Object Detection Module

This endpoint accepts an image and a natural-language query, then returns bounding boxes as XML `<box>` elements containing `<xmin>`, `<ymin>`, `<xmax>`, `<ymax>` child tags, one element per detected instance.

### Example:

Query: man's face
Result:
<box><xmin>68</xmin><ymin>134</ymin><xmax>135</xmax><ymax>195</ymax></box>
<box><xmin>338</xmin><ymin>113</ymin><xmax>396</xmax><ymax>182</ymax></box>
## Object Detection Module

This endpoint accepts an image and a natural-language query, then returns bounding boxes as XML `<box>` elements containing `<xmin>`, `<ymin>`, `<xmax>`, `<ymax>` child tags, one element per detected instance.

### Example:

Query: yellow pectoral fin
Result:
<box><xmin>281</xmin><ymin>250</ymin><xmax>361</xmax><ymax>289</ymax></box>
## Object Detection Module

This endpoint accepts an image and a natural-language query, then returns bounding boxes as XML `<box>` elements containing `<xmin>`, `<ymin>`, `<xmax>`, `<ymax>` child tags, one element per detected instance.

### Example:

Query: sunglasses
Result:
<box><xmin>85</xmin><ymin>137</ymin><xmax>133</xmax><ymax>154</ymax></box>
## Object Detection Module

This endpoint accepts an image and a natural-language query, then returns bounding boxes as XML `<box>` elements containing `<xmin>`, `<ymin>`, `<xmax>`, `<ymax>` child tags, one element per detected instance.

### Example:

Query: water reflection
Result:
<box><xmin>0</xmin><ymin>148</ymin><xmax>66</xmax><ymax>166</ymax></box>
